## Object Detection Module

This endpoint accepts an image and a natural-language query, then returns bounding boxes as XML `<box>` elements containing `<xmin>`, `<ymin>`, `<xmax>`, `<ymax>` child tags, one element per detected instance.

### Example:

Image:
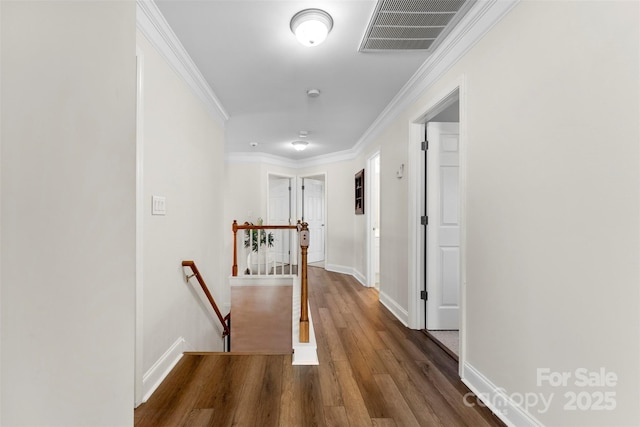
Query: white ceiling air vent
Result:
<box><xmin>359</xmin><ymin>0</ymin><xmax>475</xmax><ymax>51</ymax></box>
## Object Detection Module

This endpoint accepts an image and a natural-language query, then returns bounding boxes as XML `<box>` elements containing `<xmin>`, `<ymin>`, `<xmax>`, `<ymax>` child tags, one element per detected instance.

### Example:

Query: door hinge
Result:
<box><xmin>421</xmin><ymin>140</ymin><xmax>428</xmax><ymax>151</ymax></box>
<box><xmin>420</xmin><ymin>290</ymin><xmax>428</xmax><ymax>301</ymax></box>
<box><xmin>421</xmin><ymin>215</ymin><xmax>428</xmax><ymax>225</ymax></box>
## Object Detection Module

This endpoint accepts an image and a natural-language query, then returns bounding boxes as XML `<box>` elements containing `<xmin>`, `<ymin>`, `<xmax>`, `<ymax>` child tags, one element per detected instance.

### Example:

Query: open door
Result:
<box><xmin>302</xmin><ymin>177</ymin><xmax>325</xmax><ymax>264</ymax></box>
<box><xmin>268</xmin><ymin>175</ymin><xmax>293</xmax><ymax>264</ymax></box>
<box><xmin>425</xmin><ymin>122</ymin><xmax>460</xmax><ymax>330</ymax></box>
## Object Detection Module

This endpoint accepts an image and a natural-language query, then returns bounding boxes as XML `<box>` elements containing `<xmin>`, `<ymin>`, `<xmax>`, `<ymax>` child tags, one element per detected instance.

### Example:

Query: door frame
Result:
<box><xmin>366</xmin><ymin>151</ymin><xmax>380</xmax><ymax>288</ymax></box>
<box><xmin>267</xmin><ymin>172</ymin><xmax>297</xmax><ymax>266</ymax></box>
<box><xmin>266</xmin><ymin>172</ymin><xmax>296</xmax><ymax>225</ymax></box>
<box><xmin>134</xmin><ymin>46</ymin><xmax>145</xmax><ymax>407</ymax></box>
<box><xmin>296</xmin><ymin>172</ymin><xmax>327</xmax><ymax>264</ymax></box>
<box><xmin>407</xmin><ymin>75</ymin><xmax>467</xmax><ymax>375</ymax></box>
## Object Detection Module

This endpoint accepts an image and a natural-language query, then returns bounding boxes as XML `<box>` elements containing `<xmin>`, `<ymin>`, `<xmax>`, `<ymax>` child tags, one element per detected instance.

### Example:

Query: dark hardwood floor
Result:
<box><xmin>135</xmin><ymin>267</ymin><xmax>504</xmax><ymax>427</ymax></box>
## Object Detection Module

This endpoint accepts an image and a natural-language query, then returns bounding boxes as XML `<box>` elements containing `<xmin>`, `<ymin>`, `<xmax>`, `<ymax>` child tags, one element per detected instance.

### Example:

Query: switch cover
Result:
<box><xmin>152</xmin><ymin>196</ymin><xmax>166</xmax><ymax>215</ymax></box>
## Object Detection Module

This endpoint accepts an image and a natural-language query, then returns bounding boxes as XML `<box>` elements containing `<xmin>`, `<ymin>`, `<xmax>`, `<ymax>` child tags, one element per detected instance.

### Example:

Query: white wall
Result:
<box><xmin>1</xmin><ymin>1</ymin><xmax>136</xmax><ymax>425</ymax></box>
<box><xmin>137</xmin><ymin>30</ymin><xmax>226</xmax><ymax>384</ymax></box>
<box><xmin>375</xmin><ymin>1</ymin><xmax>640</xmax><ymax>425</ymax></box>
<box><xmin>376</xmin><ymin>119</ymin><xmax>411</xmax><ymax>320</ymax></box>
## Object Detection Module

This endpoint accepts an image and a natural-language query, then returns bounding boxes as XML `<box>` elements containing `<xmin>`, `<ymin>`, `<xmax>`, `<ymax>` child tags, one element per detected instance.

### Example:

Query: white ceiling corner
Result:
<box><xmin>136</xmin><ymin>0</ymin><xmax>229</xmax><ymax>125</ymax></box>
<box><xmin>352</xmin><ymin>0</ymin><xmax>520</xmax><ymax>155</ymax></box>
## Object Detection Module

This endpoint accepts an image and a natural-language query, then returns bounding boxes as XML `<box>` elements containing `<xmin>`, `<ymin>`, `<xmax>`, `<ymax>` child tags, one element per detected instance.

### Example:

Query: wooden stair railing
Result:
<box><xmin>182</xmin><ymin>260</ymin><xmax>230</xmax><ymax>346</ymax></box>
<box><xmin>231</xmin><ymin>220</ymin><xmax>299</xmax><ymax>276</ymax></box>
<box><xmin>231</xmin><ymin>220</ymin><xmax>310</xmax><ymax>343</ymax></box>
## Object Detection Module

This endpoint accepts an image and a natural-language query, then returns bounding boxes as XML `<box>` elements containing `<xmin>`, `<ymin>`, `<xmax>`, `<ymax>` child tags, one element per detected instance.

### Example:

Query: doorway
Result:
<box><xmin>299</xmin><ymin>174</ymin><xmax>326</xmax><ymax>267</ymax></box>
<box><xmin>424</xmin><ymin>118</ymin><xmax>460</xmax><ymax>358</ymax></box>
<box><xmin>409</xmin><ymin>85</ymin><xmax>464</xmax><ymax>364</ymax></box>
<box><xmin>367</xmin><ymin>153</ymin><xmax>381</xmax><ymax>289</ymax></box>
<box><xmin>268</xmin><ymin>174</ymin><xmax>295</xmax><ymax>268</ymax></box>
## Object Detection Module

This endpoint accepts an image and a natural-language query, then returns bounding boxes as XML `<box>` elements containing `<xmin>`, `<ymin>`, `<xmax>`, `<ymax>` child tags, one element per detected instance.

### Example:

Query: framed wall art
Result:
<box><xmin>355</xmin><ymin>169</ymin><xmax>364</xmax><ymax>215</ymax></box>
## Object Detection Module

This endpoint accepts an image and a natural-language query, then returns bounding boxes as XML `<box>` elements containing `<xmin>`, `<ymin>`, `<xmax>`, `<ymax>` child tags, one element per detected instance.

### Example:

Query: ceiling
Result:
<box><xmin>154</xmin><ymin>0</ymin><xmax>471</xmax><ymax>160</ymax></box>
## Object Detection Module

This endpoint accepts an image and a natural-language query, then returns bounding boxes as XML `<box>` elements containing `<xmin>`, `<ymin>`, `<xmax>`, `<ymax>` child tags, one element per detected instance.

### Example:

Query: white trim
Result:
<box><xmin>297</xmin><ymin>172</ymin><xmax>327</xmax><ymax>264</ymax></box>
<box><xmin>366</xmin><ymin>151</ymin><xmax>381</xmax><ymax>289</ymax></box>
<box><xmin>135</xmin><ymin>0</ymin><xmax>228</xmax><ymax>125</ymax></box>
<box><xmin>407</xmin><ymin>77</ymin><xmax>467</xmax><ymax>377</ymax></box>
<box><xmin>407</xmin><ymin>79</ymin><xmax>465</xmax><ymax>331</ymax></box>
<box><xmin>352</xmin><ymin>269</ymin><xmax>367</xmax><ymax>287</ymax></box>
<box><xmin>462</xmin><ymin>362</ymin><xmax>543</xmax><ymax>427</ymax></box>
<box><xmin>134</xmin><ymin>46</ymin><xmax>145</xmax><ymax>408</ymax></box>
<box><xmin>325</xmin><ymin>264</ymin><xmax>367</xmax><ymax>287</ymax></box>
<box><xmin>228</xmin><ymin>275</ymin><xmax>295</xmax><ymax>287</ymax></box>
<box><xmin>350</xmin><ymin>0</ymin><xmax>519</xmax><ymax>158</ymax></box>
<box><xmin>142</xmin><ymin>337</ymin><xmax>190</xmax><ymax>403</ymax></box>
<box><xmin>407</xmin><ymin>121</ymin><xmax>424</xmax><ymax>330</ymax></box>
<box><xmin>379</xmin><ymin>291</ymin><xmax>409</xmax><ymax>327</ymax></box>
<box><xmin>292</xmin><ymin>302</ymin><xmax>319</xmax><ymax>366</ymax></box>
<box><xmin>457</xmin><ymin>80</ymin><xmax>469</xmax><ymax>376</ymax></box>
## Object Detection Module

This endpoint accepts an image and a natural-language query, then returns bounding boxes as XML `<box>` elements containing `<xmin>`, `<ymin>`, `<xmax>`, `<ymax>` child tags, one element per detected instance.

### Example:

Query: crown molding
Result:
<box><xmin>141</xmin><ymin>0</ymin><xmax>518</xmax><ymax>164</ymax></box>
<box><xmin>352</xmin><ymin>0</ymin><xmax>519</xmax><ymax>156</ymax></box>
<box><xmin>225</xmin><ymin>148</ymin><xmax>356</xmax><ymax>169</ymax></box>
<box><xmin>136</xmin><ymin>0</ymin><xmax>229</xmax><ymax>125</ymax></box>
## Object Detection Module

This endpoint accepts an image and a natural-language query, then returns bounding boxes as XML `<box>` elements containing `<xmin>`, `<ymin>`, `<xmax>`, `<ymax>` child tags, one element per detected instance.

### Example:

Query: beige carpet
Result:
<box><xmin>428</xmin><ymin>330</ymin><xmax>459</xmax><ymax>357</ymax></box>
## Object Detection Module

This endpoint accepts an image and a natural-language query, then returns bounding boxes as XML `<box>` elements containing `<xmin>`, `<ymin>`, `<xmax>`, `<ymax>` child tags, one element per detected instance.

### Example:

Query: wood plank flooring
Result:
<box><xmin>135</xmin><ymin>267</ymin><xmax>504</xmax><ymax>427</ymax></box>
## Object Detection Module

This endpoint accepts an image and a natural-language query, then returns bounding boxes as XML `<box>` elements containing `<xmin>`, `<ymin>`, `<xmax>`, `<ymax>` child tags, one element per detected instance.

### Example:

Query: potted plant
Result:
<box><xmin>244</xmin><ymin>218</ymin><xmax>274</xmax><ymax>274</ymax></box>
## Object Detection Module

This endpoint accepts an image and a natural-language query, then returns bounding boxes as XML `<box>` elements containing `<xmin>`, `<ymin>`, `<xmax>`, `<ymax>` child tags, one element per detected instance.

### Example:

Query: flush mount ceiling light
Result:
<box><xmin>292</xmin><ymin>140</ymin><xmax>309</xmax><ymax>151</ymax></box>
<box><xmin>290</xmin><ymin>9</ymin><xmax>333</xmax><ymax>47</ymax></box>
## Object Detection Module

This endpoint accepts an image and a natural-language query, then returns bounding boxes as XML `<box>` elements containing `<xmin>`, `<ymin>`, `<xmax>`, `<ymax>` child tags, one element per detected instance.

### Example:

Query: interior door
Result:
<box><xmin>268</xmin><ymin>176</ymin><xmax>292</xmax><ymax>264</ymax></box>
<box><xmin>303</xmin><ymin>178</ymin><xmax>325</xmax><ymax>264</ymax></box>
<box><xmin>426</xmin><ymin>122</ymin><xmax>460</xmax><ymax>330</ymax></box>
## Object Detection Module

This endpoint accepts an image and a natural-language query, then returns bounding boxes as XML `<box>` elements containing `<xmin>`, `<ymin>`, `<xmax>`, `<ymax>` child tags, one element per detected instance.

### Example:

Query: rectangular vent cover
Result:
<box><xmin>359</xmin><ymin>0</ymin><xmax>474</xmax><ymax>51</ymax></box>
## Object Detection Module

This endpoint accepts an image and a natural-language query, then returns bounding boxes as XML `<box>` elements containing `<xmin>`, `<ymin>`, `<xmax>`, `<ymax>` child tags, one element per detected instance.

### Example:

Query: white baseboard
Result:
<box><xmin>293</xmin><ymin>302</ymin><xmax>319</xmax><ymax>365</ymax></box>
<box><xmin>325</xmin><ymin>263</ymin><xmax>351</xmax><ymax>275</ymax></box>
<box><xmin>462</xmin><ymin>362</ymin><xmax>543</xmax><ymax>427</ymax></box>
<box><xmin>142</xmin><ymin>337</ymin><xmax>189</xmax><ymax>402</ymax></box>
<box><xmin>325</xmin><ymin>263</ymin><xmax>368</xmax><ymax>287</ymax></box>
<box><xmin>379</xmin><ymin>290</ymin><xmax>409</xmax><ymax>326</ymax></box>
<box><xmin>352</xmin><ymin>269</ymin><xmax>367</xmax><ymax>287</ymax></box>
<box><xmin>292</xmin><ymin>276</ymin><xmax>319</xmax><ymax>365</ymax></box>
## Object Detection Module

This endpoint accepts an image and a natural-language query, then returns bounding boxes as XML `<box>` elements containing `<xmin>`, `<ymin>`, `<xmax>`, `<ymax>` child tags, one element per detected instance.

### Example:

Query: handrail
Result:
<box><xmin>182</xmin><ymin>260</ymin><xmax>230</xmax><ymax>338</ymax></box>
<box><xmin>232</xmin><ymin>220</ymin><xmax>298</xmax><ymax>276</ymax></box>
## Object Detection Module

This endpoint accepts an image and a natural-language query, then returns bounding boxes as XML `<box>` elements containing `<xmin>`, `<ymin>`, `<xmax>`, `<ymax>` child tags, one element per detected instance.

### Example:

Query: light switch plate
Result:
<box><xmin>152</xmin><ymin>195</ymin><xmax>166</xmax><ymax>215</ymax></box>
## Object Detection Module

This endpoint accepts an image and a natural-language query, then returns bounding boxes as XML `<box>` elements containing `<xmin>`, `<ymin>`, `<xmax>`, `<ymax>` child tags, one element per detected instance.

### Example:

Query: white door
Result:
<box><xmin>303</xmin><ymin>178</ymin><xmax>325</xmax><ymax>264</ymax></box>
<box><xmin>268</xmin><ymin>176</ymin><xmax>292</xmax><ymax>264</ymax></box>
<box><xmin>426</xmin><ymin>122</ymin><xmax>460</xmax><ymax>330</ymax></box>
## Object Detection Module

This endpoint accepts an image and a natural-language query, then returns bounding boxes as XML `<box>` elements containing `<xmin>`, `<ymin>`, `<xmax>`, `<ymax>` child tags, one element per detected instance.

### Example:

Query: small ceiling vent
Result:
<box><xmin>359</xmin><ymin>0</ymin><xmax>474</xmax><ymax>51</ymax></box>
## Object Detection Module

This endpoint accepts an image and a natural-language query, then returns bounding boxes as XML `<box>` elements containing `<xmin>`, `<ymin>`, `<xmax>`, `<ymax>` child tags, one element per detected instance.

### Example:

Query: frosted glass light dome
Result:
<box><xmin>290</xmin><ymin>9</ymin><xmax>333</xmax><ymax>47</ymax></box>
<box><xmin>292</xmin><ymin>140</ymin><xmax>309</xmax><ymax>151</ymax></box>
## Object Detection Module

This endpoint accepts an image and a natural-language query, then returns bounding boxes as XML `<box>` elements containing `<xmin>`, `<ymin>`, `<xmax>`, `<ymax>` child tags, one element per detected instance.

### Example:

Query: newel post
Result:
<box><xmin>232</xmin><ymin>220</ymin><xmax>238</xmax><ymax>276</ymax></box>
<box><xmin>299</xmin><ymin>222</ymin><xmax>310</xmax><ymax>343</ymax></box>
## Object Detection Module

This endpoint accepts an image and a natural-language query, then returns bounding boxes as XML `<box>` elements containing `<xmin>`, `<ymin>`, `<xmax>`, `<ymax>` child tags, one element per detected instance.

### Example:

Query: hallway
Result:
<box><xmin>134</xmin><ymin>268</ymin><xmax>503</xmax><ymax>426</ymax></box>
